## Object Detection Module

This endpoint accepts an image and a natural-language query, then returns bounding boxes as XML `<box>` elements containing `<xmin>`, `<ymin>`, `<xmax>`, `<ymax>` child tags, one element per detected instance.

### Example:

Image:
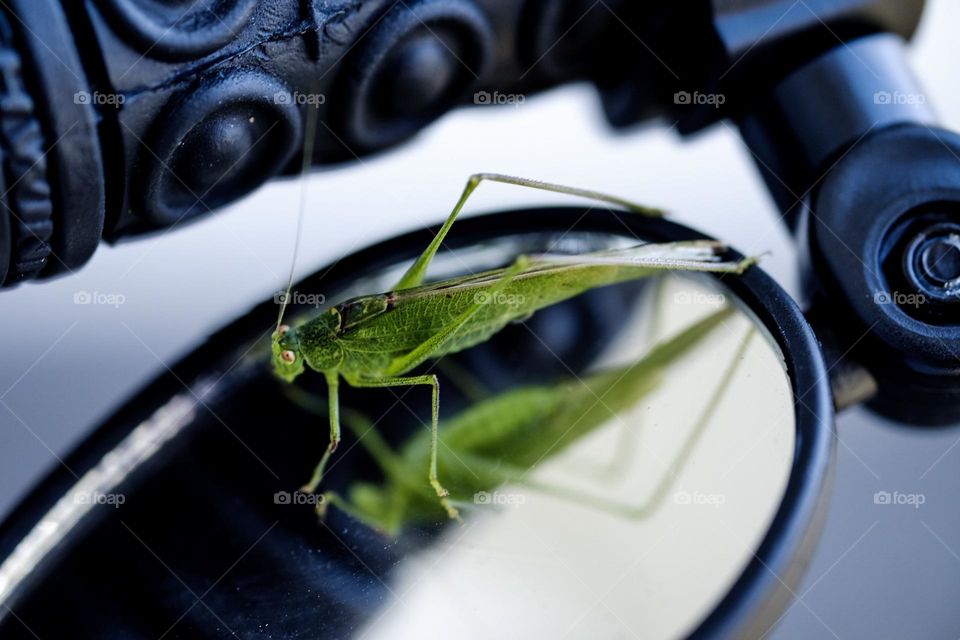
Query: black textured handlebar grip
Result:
<box><xmin>0</xmin><ymin>10</ymin><xmax>58</xmax><ymax>285</ymax></box>
<box><xmin>0</xmin><ymin>0</ymin><xmax>638</xmax><ymax>286</ymax></box>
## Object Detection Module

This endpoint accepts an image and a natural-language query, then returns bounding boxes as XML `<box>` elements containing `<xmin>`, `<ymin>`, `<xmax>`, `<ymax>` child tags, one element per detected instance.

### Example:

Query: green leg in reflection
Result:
<box><xmin>283</xmin><ymin>311</ymin><xmax>749</xmax><ymax>531</ymax></box>
<box><xmin>342</xmin><ymin>373</ymin><xmax>460</xmax><ymax>521</ymax></box>
<box><xmin>572</xmin><ymin>276</ymin><xmax>669</xmax><ymax>484</ymax></box>
<box><xmin>317</xmin><ymin>491</ymin><xmax>364</xmax><ymax>522</ymax></box>
<box><xmin>435</xmin><ymin>358</ymin><xmax>491</xmax><ymax>404</ymax></box>
<box><xmin>458</xmin><ymin>329</ymin><xmax>755</xmax><ymax>520</ymax></box>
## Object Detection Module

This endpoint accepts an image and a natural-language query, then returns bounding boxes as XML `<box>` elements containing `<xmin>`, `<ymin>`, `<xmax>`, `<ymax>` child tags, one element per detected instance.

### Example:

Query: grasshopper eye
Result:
<box><xmin>278</xmin><ymin>324</ymin><xmax>290</xmax><ymax>336</ymax></box>
<box><xmin>281</xmin><ymin>350</ymin><xmax>296</xmax><ymax>363</ymax></box>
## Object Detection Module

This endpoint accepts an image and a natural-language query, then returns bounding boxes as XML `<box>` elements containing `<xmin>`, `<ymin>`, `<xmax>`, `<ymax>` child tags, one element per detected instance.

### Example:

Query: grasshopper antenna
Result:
<box><xmin>276</xmin><ymin>84</ymin><xmax>321</xmax><ymax>332</ymax></box>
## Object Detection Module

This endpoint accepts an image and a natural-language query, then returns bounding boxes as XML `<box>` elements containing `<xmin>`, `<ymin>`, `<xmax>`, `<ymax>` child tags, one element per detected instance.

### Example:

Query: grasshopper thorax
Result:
<box><xmin>294</xmin><ymin>307</ymin><xmax>345</xmax><ymax>374</ymax></box>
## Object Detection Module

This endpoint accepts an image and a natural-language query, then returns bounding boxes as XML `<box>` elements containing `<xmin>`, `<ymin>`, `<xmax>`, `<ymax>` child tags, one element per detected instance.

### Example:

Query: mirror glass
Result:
<box><xmin>284</xmin><ymin>233</ymin><xmax>796</xmax><ymax>639</ymax></box>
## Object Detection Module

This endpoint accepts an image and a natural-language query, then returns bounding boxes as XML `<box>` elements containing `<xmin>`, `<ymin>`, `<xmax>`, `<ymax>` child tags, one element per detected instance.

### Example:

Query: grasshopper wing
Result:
<box><xmin>528</xmin><ymin>240</ymin><xmax>758</xmax><ymax>274</ymax></box>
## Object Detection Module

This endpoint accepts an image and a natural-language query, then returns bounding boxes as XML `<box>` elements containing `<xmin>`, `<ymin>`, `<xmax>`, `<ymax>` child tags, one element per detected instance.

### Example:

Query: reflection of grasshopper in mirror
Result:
<box><xmin>288</xmin><ymin>307</ymin><xmax>754</xmax><ymax>536</ymax></box>
<box><xmin>271</xmin><ymin>173</ymin><xmax>758</xmax><ymax>521</ymax></box>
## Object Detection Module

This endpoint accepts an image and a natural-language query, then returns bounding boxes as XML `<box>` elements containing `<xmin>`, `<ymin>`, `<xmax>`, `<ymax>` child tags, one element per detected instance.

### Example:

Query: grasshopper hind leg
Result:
<box><xmin>394</xmin><ymin>173</ymin><xmax>662</xmax><ymax>291</ymax></box>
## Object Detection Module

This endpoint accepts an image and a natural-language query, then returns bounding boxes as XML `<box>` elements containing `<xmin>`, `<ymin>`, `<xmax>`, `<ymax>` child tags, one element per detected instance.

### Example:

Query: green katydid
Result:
<box><xmin>271</xmin><ymin>173</ymin><xmax>758</xmax><ymax>520</ymax></box>
<box><xmin>285</xmin><ymin>306</ymin><xmax>753</xmax><ymax>535</ymax></box>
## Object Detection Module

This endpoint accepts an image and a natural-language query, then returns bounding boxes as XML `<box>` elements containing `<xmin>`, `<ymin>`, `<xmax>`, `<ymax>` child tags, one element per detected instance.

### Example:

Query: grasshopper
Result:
<box><xmin>287</xmin><ymin>307</ymin><xmax>753</xmax><ymax>535</ymax></box>
<box><xmin>272</xmin><ymin>173</ymin><xmax>757</xmax><ymax>520</ymax></box>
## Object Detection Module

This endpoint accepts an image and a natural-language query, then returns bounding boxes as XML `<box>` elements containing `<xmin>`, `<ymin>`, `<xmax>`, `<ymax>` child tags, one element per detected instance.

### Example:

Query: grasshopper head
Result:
<box><xmin>272</xmin><ymin>324</ymin><xmax>305</xmax><ymax>382</ymax></box>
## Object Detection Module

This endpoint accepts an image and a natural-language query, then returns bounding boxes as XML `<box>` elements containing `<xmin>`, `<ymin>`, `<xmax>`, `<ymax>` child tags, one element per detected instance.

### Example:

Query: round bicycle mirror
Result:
<box><xmin>0</xmin><ymin>208</ymin><xmax>833</xmax><ymax>639</ymax></box>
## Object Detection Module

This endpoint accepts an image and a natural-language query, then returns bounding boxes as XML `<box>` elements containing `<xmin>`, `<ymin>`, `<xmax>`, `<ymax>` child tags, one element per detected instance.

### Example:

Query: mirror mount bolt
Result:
<box><xmin>904</xmin><ymin>222</ymin><xmax>960</xmax><ymax>303</ymax></box>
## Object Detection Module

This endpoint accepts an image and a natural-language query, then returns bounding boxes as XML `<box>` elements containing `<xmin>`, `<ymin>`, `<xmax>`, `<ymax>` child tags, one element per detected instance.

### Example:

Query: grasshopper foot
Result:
<box><xmin>430</xmin><ymin>478</ymin><xmax>450</xmax><ymax>498</ymax></box>
<box><xmin>442</xmin><ymin>499</ymin><xmax>461</xmax><ymax>523</ymax></box>
<box><xmin>315</xmin><ymin>494</ymin><xmax>330</xmax><ymax>519</ymax></box>
<box><xmin>300</xmin><ymin>482</ymin><xmax>317</xmax><ymax>494</ymax></box>
<box><xmin>428</xmin><ymin>478</ymin><xmax>460</xmax><ymax>521</ymax></box>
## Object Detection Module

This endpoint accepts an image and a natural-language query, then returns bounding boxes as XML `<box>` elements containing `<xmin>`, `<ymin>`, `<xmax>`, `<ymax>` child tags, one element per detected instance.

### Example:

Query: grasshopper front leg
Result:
<box><xmin>301</xmin><ymin>371</ymin><xmax>341</xmax><ymax>494</ymax></box>
<box><xmin>344</xmin><ymin>373</ymin><xmax>461</xmax><ymax>522</ymax></box>
<box><xmin>458</xmin><ymin>329</ymin><xmax>755</xmax><ymax>520</ymax></box>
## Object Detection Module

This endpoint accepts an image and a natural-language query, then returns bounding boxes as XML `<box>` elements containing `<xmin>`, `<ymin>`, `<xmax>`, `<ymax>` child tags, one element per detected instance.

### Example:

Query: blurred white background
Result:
<box><xmin>1</xmin><ymin>0</ymin><xmax>960</xmax><ymax>637</ymax></box>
